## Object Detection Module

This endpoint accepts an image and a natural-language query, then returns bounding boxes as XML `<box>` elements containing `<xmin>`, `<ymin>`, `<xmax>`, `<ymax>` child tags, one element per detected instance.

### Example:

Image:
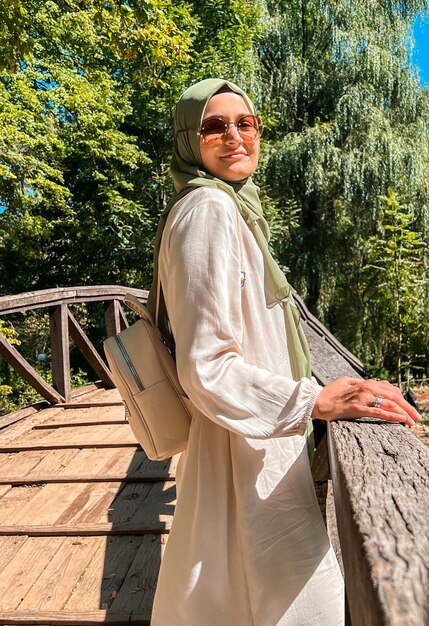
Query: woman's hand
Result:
<box><xmin>312</xmin><ymin>376</ymin><xmax>422</xmax><ymax>427</ymax></box>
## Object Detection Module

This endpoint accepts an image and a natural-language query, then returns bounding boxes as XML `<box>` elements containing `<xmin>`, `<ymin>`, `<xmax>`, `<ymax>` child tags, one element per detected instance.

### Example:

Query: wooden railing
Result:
<box><xmin>0</xmin><ymin>285</ymin><xmax>147</xmax><ymax>404</ymax></box>
<box><xmin>310</xmin><ymin>334</ymin><xmax>429</xmax><ymax>626</ymax></box>
<box><xmin>328</xmin><ymin>418</ymin><xmax>429</xmax><ymax>626</ymax></box>
<box><xmin>1</xmin><ymin>286</ymin><xmax>429</xmax><ymax>624</ymax></box>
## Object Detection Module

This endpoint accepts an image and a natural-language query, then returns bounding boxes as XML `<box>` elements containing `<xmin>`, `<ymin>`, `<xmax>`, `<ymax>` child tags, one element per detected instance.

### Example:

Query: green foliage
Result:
<box><xmin>256</xmin><ymin>0</ymin><xmax>429</xmax><ymax>375</ymax></box>
<box><xmin>1</xmin><ymin>0</ymin><xmax>429</xmax><ymax>409</ymax></box>
<box><xmin>362</xmin><ymin>189</ymin><xmax>428</xmax><ymax>384</ymax></box>
<box><xmin>0</xmin><ymin>0</ymin><xmax>262</xmax><ymax>295</ymax></box>
<box><xmin>0</xmin><ymin>319</ymin><xmax>21</xmax><ymax>345</ymax></box>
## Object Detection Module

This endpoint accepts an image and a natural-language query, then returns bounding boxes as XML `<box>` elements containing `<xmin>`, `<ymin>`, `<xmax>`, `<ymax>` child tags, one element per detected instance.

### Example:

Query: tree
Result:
<box><xmin>255</xmin><ymin>0</ymin><xmax>429</xmax><ymax>369</ymax></box>
<box><xmin>362</xmin><ymin>189</ymin><xmax>428</xmax><ymax>384</ymax></box>
<box><xmin>0</xmin><ymin>0</ymin><xmax>263</xmax><ymax>413</ymax></box>
<box><xmin>0</xmin><ymin>0</ymin><xmax>262</xmax><ymax>295</ymax></box>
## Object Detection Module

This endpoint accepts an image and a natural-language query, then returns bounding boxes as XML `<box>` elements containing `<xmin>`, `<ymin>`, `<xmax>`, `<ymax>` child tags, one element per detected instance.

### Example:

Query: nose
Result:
<box><xmin>224</xmin><ymin>123</ymin><xmax>243</xmax><ymax>143</ymax></box>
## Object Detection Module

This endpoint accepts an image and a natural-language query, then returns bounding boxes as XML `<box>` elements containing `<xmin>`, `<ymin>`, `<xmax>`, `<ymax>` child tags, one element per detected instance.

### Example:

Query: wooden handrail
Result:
<box><xmin>0</xmin><ymin>285</ymin><xmax>148</xmax><ymax>403</ymax></box>
<box><xmin>0</xmin><ymin>285</ymin><xmax>148</xmax><ymax>315</ymax></box>
<box><xmin>313</xmin><ymin>332</ymin><xmax>429</xmax><ymax>625</ymax></box>
<box><xmin>328</xmin><ymin>418</ymin><xmax>429</xmax><ymax>625</ymax></box>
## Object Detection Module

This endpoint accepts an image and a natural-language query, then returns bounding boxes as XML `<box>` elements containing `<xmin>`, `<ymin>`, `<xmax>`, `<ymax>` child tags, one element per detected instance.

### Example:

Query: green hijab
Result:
<box><xmin>148</xmin><ymin>78</ymin><xmax>312</xmax><ymax>383</ymax></box>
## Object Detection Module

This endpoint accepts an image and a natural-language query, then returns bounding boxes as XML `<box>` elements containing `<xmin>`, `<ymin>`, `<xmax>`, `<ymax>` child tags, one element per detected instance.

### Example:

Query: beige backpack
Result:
<box><xmin>103</xmin><ymin>293</ymin><xmax>192</xmax><ymax>461</ymax></box>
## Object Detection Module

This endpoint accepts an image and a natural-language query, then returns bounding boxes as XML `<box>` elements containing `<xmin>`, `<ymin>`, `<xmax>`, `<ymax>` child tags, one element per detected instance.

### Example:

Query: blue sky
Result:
<box><xmin>411</xmin><ymin>13</ymin><xmax>429</xmax><ymax>86</ymax></box>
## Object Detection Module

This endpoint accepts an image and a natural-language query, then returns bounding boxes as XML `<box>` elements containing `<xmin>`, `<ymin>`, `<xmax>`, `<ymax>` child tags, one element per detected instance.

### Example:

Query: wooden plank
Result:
<box><xmin>64</xmin><ymin>536</ymin><xmax>149</xmax><ymax>611</ymax></box>
<box><xmin>0</xmin><ymin>448</ymin><xmax>68</xmax><ymax>477</ymax></box>
<box><xmin>25</xmin><ymin>403</ymin><xmax>124</xmax><ymax>430</ymax></box>
<box><xmin>0</xmin><ymin>536</ymin><xmax>65</xmax><ymax>610</ymax></box>
<box><xmin>13</xmin><ymin>448</ymin><xmax>79</xmax><ymax>477</ymax></box>
<box><xmin>70</xmin><ymin>383</ymin><xmax>103</xmax><ymax>399</ymax></box>
<box><xmin>58</xmin><ymin>422</ymin><xmax>132</xmax><ymax>444</ymax></box>
<box><xmin>61</xmin><ymin>446</ymin><xmax>177</xmax><ymax>480</ymax></box>
<box><xmin>0</xmin><ymin>521</ymin><xmax>171</xmax><ymax>535</ymax></box>
<box><xmin>0</xmin><ymin>536</ymin><xmax>28</xmax><ymax>571</ymax></box>
<box><xmin>0</xmin><ymin>442</ymin><xmax>139</xmax><ymax>452</ymax></box>
<box><xmin>0</xmin><ymin>473</ymin><xmax>174</xmax><ymax>485</ymax></box>
<box><xmin>118</xmin><ymin>302</ymin><xmax>129</xmax><ymax>331</ymax></box>
<box><xmin>18</xmin><ymin>536</ymin><xmax>103</xmax><ymax>611</ymax></box>
<box><xmin>67</xmin><ymin>309</ymin><xmax>115</xmax><ymax>388</ymax></box>
<box><xmin>8</xmin><ymin>421</ymin><xmax>133</xmax><ymax>447</ymax></box>
<box><xmin>2</xmin><ymin>452</ymin><xmax>172</xmax><ymax>527</ymax></box>
<box><xmin>325</xmin><ymin>481</ymin><xmax>352</xmax><ymax>624</ymax></box>
<box><xmin>53</xmin><ymin>445</ymin><xmax>135</xmax><ymax>477</ymax></box>
<box><xmin>0</xmin><ymin>285</ymin><xmax>148</xmax><ymax>315</ymax></box>
<box><xmin>104</xmin><ymin>300</ymin><xmax>123</xmax><ymax>338</ymax></box>
<box><xmin>109</xmin><ymin>534</ymin><xmax>163</xmax><ymax>614</ymax></box>
<box><xmin>303</xmin><ymin>323</ymin><xmax>361</xmax><ymax>385</ymax></box>
<box><xmin>0</xmin><ymin>484</ymin><xmax>11</xmax><ymax>497</ymax></box>
<box><xmin>49</xmin><ymin>304</ymin><xmax>71</xmax><ymax>402</ymax></box>
<box><xmin>53</xmin><ymin>402</ymin><xmax>124</xmax><ymax>409</ymax></box>
<box><xmin>33</xmin><ymin>419</ymin><xmax>126</xmax><ymax>429</ymax></box>
<box><xmin>328</xmin><ymin>420</ymin><xmax>429</xmax><ymax>626</ymax></box>
<box><xmin>311</xmin><ymin>432</ymin><xmax>330</xmax><ymax>481</ymax></box>
<box><xmin>0</xmin><ymin>405</ymin><xmax>41</xmax><ymax>432</ymax></box>
<box><xmin>4</xmin><ymin>451</ymin><xmax>125</xmax><ymax>526</ymax></box>
<box><xmin>0</xmin><ymin>484</ymin><xmax>43</xmax><ymax>522</ymax></box>
<box><xmin>96</xmin><ymin>482</ymin><xmax>154</xmax><ymax>525</ymax></box>
<box><xmin>55</xmin><ymin>481</ymin><xmax>123</xmax><ymax>526</ymax></box>
<box><xmin>0</xmin><ymin>407</ymin><xmax>65</xmax><ymax>445</ymax></box>
<box><xmin>0</xmin><ymin>334</ymin><xmax>64</xmax><ymax>404</ymax></box>
<box><xmin>0</xmin><ymin>610</ymin><xmax>151</xmax><ymax>624</ymax></box>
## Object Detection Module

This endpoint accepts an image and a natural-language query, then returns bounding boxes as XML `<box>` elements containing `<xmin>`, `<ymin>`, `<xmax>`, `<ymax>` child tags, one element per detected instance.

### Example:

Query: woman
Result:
<box><xmin>150</xmin><ymin>78</ymin><xmax>421</xmax><ymax>626</ymax></box>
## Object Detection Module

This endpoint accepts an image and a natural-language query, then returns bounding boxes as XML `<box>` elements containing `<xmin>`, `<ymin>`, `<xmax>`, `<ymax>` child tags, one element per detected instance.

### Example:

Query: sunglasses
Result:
<box><xmin>200</xmin><ymin>115</ymin><xmax>263</xmax><ymax>144</ymax></box>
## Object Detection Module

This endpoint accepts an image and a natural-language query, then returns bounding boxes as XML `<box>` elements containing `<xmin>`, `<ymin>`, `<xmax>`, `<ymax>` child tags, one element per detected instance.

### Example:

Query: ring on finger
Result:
<box><xmin>373</xmin><ymin>396</ymin><xmax>383</xmax><ymax>408</ymax></box>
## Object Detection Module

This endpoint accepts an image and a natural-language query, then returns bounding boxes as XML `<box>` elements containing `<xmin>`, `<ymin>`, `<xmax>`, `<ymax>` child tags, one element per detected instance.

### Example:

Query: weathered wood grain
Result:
<box><xmin>0</xmin><ymin>484</ymin><xmax>43</xmax><ymax>522</ymax></box>
<box><xmin>49</xmin><ymin>304</ymin><xmax>71</xmax><ymax>402</ymax></box>
<box><xmin>0</xmin><ymin>474</ymin><xmax>174</xmax><ymax>485</ymax></box>
<box><xmin>0</xmin><ymin>609</ymin><xmax>151</xmax><ymax>624</ymax></box>
<box><xmin>63</xmin><ymin>536</ymin><xmax>147</xmax><ymax>610</ymax></box>
<box><xmin>0</xmin><ymin>521</ymin><xmax>171</xmax><ymax>535</ymax></box>
<box><xmin>0</xmin><ymin>536</ymin><xmax>66</xmax><ymax>610</ymax></box>
<box><xmin>0</xmin><ymin>484</ymin><xmax>11</xmax><ymax>498</ymax></box>
<box><xmin>0</xmin><ymin>537</ymin><xmax>28</xmax><ymax>572</ymax></box>
<box><xmin>328</xmin><ymin>420</ymin><xmax>429</xmax><ymax>626</ymax></box>
<box><xmin>110</xmin><ymin>534</ymin><xmax>163</xmax><ymax>614</ymax></box>
<box><xmin>67</xmin><ymin>309</ymin><xmax>115</xmax><ymax>388</ymax></box>
<box><xmin>18</xmin><ymin>536</ymin><xmax>102</xmax><ymax>611</ymax></box>
<box><xmin>104</xmin><ymin>300</ymin><xmax>123</xmax><ymax>338</ymax></box>
<box><xmin>33</xmin><ymin>418</ymin><xmax>125</xmax><ymax>429</ymax></box>
<box><xmin>0</xmin><ymin>285</ymin><xmax>148</xmax><ymax>315</ymax></box>
<box><xmin>303</xmin><ymin>322</ymin><xmax>362</xmax><ymax>384</ymax></box>
<box><xmin>0</xmin><ymin>406</ymin><xmax>64</xmax><ymax>445</ymax></box>
<box><xmin>0</xmin><ymin>442</ymin><xmax>139</xmax><ymax>452</ymax></box>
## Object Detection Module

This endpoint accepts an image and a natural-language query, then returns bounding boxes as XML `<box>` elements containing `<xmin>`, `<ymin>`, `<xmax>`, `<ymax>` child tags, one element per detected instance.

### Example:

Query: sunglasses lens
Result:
<box><xmin>237</xmin><ymin>115</ymin><xmax>260</xmax><ymax>140</ymax></box>
<box><xmin>201</xmin><ymin>118</ymin><xmax>227</xmax><ymax>142</ymax></box>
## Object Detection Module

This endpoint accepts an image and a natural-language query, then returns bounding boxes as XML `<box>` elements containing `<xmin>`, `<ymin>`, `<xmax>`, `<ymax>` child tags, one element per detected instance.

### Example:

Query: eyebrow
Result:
<box><xmin>202</xmin><ymin>113</ymin><xmax>253</xmax><ymax>121</ymax></box>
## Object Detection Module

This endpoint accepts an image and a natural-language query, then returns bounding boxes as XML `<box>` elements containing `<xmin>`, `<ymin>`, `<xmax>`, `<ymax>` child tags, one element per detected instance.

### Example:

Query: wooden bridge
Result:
<box><xmin>0</xmin><ymin>286</ymin><xmax>428</xmax><ymax>625</ymax></box>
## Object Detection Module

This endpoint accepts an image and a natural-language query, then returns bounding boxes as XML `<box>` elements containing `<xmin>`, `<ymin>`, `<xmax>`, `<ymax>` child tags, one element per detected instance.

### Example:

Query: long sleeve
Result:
<box><xmin>160</xmin><ymin>188</ymin><xmax>321</xmax><ymax>439</ymax></box>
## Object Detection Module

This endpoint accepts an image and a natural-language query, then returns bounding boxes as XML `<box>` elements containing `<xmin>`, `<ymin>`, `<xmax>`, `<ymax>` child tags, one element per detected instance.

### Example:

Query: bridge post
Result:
<box><xmin>49</xmin><ymin>303</ymin><xmax>71</xmax><ymax>402</ymax></box>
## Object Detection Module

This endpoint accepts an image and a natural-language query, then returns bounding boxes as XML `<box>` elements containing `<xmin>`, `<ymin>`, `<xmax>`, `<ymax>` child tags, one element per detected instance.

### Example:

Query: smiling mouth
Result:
<box><xmin>221</xmin><ymin>152</ymin><xmax>248</xmax><ymax>159</ymax></box>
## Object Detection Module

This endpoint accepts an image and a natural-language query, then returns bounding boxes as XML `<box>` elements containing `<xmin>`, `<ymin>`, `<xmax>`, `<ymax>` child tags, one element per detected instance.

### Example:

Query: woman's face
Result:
<box><xmin>199</xmin><ymin>92</ymin><xmax>260</xmax><ymax>182</ymax></box>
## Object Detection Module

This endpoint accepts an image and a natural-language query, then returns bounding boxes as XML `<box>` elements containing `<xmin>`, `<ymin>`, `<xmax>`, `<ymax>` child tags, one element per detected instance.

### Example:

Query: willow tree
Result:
<box><xmin>256</xmin><ymin>0</ymin><xmax>429</xmax><ymax>368</ymax></box>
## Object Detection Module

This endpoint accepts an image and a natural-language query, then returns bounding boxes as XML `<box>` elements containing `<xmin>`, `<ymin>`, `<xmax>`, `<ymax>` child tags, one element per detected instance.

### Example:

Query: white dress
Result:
<box><xmin>151</xmin><ymin>187</ymin><xmax>344</xmax><ymax>626</ymax></box>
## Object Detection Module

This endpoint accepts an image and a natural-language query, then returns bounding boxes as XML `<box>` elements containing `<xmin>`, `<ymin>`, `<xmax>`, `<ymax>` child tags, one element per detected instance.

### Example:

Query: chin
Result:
<box><xmin>223</xmin><ymin>168</ymin><xmax>256</xmax><ymax>182</ymax></box>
